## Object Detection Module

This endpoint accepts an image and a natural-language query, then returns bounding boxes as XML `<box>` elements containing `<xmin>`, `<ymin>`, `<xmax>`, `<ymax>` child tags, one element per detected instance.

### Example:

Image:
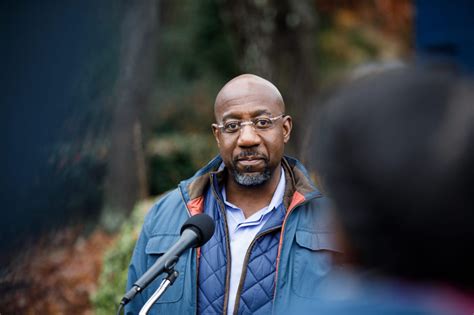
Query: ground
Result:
<box><xmin>0</xmin><ymin>226</ymin><xmax>116</xmax><ymax>315</ymax></box>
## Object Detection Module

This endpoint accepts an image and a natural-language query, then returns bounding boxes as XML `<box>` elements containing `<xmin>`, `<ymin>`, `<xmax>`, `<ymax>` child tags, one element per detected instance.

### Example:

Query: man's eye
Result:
<box><xmin>255</xmin><ymin>118</ymin><xmax>271</xmax><ymax>128</ymax></box>
<box><xmin>224</xmin><ymin>121</ymin><xmax>240</xmax><ymax>131</ymax></box>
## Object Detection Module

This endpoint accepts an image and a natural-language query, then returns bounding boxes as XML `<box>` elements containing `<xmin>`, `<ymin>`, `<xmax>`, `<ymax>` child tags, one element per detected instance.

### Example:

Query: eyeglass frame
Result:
<box><xmin>212</xmin><ymin>114</ymin><xmax>285</xmax><ymax>134</ymax></box>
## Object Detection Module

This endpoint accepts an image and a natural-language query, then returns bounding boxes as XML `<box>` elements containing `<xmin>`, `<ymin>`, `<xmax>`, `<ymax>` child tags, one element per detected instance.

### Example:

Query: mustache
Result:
<box><xmin>233</xmin><ymin>151</ymin><xmax>268</xmax><ymax>161</ymax></box>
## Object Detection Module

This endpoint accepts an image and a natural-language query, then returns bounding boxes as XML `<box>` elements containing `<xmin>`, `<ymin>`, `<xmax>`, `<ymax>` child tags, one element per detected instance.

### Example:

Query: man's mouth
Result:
<box><xmin>237</xmin><ymin>158</ymin><xmax>264</xmax><ymax>166</ymax></box>
<box><xmin>234</xmin><ymin>154</ymin><xmax>267</xmax><ymax>170</ymax></box>
<box><xmin>237</xmin><ymin>155</ymin><xmax>263</xmax><ymax>161</ymax></box>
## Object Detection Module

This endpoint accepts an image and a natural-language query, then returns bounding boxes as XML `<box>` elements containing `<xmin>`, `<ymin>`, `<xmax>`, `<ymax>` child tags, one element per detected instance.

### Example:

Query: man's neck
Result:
<box><xmin>225</xmin><ymin>166</ymin><xmax>282</xmax><ymax>218</ymax></box>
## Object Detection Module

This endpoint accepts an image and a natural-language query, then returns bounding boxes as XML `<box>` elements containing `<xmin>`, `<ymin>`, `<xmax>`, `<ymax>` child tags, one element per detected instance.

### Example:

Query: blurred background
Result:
<box><xmin>0</xmin><ymin>0</ymin><xmax>472</xmax><ymax>314</ymax></box>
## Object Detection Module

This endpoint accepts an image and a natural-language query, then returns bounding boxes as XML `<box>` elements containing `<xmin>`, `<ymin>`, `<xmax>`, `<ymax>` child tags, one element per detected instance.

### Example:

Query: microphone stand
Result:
<box><xmin>138</xmin><ymin>269</ymin><xmax>179</xmax><ymax>315</ymax></box>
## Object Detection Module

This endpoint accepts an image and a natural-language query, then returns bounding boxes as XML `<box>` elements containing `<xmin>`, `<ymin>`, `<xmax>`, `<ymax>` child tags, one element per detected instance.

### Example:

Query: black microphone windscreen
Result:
<box><xmin>180</xmin><ymin>213</ymin><xmax>215</xmax><ymax>247</ymax></box>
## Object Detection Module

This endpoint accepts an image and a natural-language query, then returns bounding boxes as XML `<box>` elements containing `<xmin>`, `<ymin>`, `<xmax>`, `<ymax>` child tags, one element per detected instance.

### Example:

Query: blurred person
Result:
<box><xmin>291</xmin><ymin>67</ymin><xmax>474</xmax><ymax>314</ymax></box>
<box><xmin>125</xmin><ymin>74</ymin><xmax>342</xmax><ymax>314</ymax></box>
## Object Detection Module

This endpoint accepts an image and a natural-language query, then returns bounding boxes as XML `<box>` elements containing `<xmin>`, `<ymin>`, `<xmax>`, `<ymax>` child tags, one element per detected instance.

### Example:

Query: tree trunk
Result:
<box><xmin>219</xmin><ymin>0</ymin><xmax>319</xmax><ymax>158</ymax></box>
<box><xmin>102</xmin><ymin>0</ymin><xmax>158</xmax><ymax>231</ymax></box>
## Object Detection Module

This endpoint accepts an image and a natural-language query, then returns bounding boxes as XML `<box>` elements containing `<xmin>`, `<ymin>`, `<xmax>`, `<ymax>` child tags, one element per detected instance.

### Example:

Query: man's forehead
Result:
<box><xmin>220</xmin><ymin>107</ymin><xmax>274</xmax><ymax>121</ymax></box>
<box><xmin>214</xmin><ymin>75</ymin><xmax>284</xmax><ymax>117</ymax></box>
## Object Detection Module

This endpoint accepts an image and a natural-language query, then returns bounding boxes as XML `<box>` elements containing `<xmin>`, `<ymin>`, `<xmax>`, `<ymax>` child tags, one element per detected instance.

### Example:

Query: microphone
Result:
<box><xmin>121</xmin><ymin>213</ymin><xmax>215</xmax><ymax>306</ymax></box>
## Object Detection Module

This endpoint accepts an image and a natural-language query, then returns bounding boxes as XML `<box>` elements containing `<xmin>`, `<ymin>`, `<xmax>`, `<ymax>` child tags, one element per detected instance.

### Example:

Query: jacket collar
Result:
<box><xmin>179</xmin><ymin>155</ymin><xmax>322</xmax><ymax>215</ymax></box>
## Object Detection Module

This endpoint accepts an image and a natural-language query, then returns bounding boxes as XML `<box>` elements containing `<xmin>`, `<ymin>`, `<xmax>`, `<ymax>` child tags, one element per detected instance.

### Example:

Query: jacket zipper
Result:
<box><xmin>209</xmin><ymin>173</ymin><xmax>233</xmax><ymax>315</ymax></box>
<box><xmin>232</xmin><ymin>226</ymin><xmax>281</xmax><ymax>315</ymax></box>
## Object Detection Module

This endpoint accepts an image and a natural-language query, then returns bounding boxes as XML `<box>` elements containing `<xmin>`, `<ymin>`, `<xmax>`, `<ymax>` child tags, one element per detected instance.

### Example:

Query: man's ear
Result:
<box><xmin>212</xmin><ymin>124</ymin><xmax>221</xmax><ymax>147</ymax></box>
<box><xmin>282</xmin><ymin>115</ymin><xmax>292</xmax><ymax>143</ymax></box>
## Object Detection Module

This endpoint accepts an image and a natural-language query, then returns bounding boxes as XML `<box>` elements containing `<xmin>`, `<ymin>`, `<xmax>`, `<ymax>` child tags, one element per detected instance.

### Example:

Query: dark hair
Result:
<box><xmin>313</xmin><ymin>67</ymin><xmax>474</xmax><ymax>289</ymax></box>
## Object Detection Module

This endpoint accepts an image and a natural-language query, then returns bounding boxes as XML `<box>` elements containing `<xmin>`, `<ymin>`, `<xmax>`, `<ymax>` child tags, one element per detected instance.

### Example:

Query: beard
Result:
<box><xmin>232</xmin><ymin>166</ymin><xmax>272</xmax><ymax>186</ymax></box>
<box><xmin>230</xmin><ymin>151</ymin><xmax>272</xmax><ymax>187</ymax></box>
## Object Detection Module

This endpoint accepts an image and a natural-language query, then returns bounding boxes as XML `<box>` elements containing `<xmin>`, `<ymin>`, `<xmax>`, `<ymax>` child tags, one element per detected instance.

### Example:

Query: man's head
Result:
<box><xmin>212</xmin><ymin>74</ymin><xmax>292</xmax><ymax>187</ymax></box>
<box><xmin>313</xmin><ymin>67</ymin><xmax>474</xmax><ymax>289</ymax></box>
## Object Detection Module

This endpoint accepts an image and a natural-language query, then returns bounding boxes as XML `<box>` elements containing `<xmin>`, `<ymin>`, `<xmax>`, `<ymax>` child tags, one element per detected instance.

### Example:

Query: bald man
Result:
<box><xmin>125</xmin><ymin>74</ymin><xmax>341</xmax><ymax>315</ymax></box>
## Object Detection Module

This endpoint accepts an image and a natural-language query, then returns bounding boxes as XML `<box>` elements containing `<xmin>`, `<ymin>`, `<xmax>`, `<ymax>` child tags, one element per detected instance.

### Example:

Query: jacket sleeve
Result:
<box><xmin>124</xmin><ymin>206</ymin><xmax>155</xmax><ymax>315</ymax></box>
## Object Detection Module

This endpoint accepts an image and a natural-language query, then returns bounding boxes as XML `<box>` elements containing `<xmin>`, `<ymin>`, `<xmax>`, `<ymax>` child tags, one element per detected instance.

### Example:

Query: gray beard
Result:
<box><xmin>232</xmin><ymin>167</ymin><xmax>271</xmax><ymax>187</ymax></box>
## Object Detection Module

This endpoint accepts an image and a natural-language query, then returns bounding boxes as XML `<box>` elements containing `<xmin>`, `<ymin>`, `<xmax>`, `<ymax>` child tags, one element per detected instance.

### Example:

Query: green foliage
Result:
<box><xmin>141</xmin><ymin>0</ymin><xmax>234</xmax><ymax>196</ymax></box>
<box><xmin>149</xmin><ymin>0</ymin><xmax>237</xmax><ymax>134</ymax></box>
<box><xmin>147</xmin><ymin>133</ymin><xmax>217</xmax><ymax>195</ymax></box>
<box><xmin>157</xmin><ymin>0</ymin><xmax>237</xmax><ymax>87</ymax></box>
<box><xmin>91</xmin><ymin>200</ymin><xmax>151</xmax><ymax>314</ymax></box>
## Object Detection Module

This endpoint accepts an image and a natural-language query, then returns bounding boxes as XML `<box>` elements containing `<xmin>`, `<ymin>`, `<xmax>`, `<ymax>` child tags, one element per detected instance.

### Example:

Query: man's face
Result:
<box><xmin>212</xmin><ymin>81</ymin><xmax>292</xmax><ymax>187</ymax></box>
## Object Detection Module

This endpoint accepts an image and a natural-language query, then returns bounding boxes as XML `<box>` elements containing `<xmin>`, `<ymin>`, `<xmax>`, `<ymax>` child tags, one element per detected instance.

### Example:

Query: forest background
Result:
<box><xmin>1</xmin><ymin>0</ymin><xmax>471</xmax><ymax>314</ymax></box>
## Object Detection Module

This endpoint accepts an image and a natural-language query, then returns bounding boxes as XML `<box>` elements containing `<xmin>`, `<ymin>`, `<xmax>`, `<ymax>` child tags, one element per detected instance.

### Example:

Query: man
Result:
<box><xmin>125</xmin><ymin>74</ymin><xmax>341</xmax><ymax>314</ymax></box>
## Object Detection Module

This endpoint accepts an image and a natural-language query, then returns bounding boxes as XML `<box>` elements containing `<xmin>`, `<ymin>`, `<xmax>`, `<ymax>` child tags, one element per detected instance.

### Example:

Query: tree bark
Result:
<box><xmin>102</xmin><ymin>0</ymin><xmax>158</xmax><ymax>230</ymax></box>
<box><xmin>219</xmin><ymin>0</ymin><xmax>319</xmax><ymax>158</ymax></box>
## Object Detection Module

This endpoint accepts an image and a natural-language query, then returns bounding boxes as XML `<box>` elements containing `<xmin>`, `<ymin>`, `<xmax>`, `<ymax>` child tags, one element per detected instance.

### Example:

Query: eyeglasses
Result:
<box><xmin>213</xmin><ymin>114</ymin><xmax>284</xmax><ymax>134</ymax></box>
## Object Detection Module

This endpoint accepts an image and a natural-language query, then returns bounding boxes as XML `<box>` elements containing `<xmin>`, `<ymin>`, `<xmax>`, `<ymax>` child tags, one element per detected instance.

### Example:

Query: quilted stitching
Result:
<box><xmin>198</xmin><ymin>241</ymin><xmax>227</xmax><ymax>313</ymax></box>
<box><xmin>238</xmin><ymin>232</ymin><xmax>281</xmax><ymax>314</ymax></box>
<box><xmin>198</xmin><ymin>191</ymin><xmax>228</xmax><ymax>314</ymax></box>
<box><xmin>198</xmin><ymin>181</ymin><xmax>286</xmax><ymax>315</ymax></box>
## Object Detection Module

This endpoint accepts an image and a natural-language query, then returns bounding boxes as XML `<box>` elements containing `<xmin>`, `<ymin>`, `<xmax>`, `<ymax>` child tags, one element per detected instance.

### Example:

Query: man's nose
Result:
<box><xmin>237</xmin><ymin>124</ymin><xmax>262</xmax><ymax>147</ymax></box>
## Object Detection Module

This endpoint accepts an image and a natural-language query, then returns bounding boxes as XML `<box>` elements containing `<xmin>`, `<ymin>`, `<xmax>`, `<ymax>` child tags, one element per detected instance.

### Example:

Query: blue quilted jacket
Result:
<box><xmin>125</xmin><ymin>155</ymin><xmax>342</xmax><ymax>314</ymax></box>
